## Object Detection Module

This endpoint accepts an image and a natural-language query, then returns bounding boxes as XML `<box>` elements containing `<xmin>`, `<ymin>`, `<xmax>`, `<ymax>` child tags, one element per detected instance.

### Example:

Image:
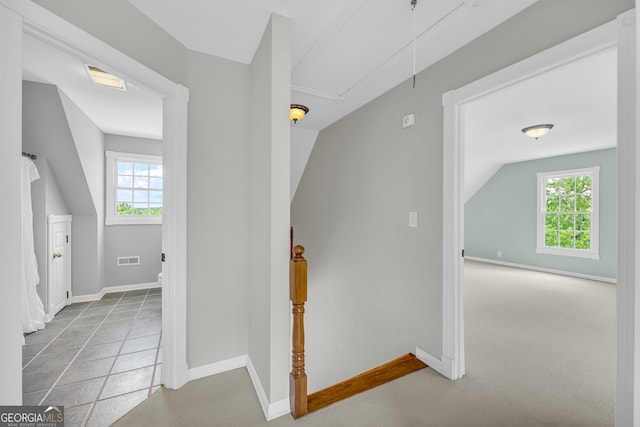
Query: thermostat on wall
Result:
<box><xmin>402</xmin><ymin>113</ymin><xmax>415</xmax><ymax>128</ymax></box>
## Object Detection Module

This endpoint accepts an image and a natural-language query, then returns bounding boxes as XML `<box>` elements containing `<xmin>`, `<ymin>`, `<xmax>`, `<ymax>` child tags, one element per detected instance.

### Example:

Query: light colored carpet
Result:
<box><xmin>113</xmin><ymin>260</ymin><xmax>615</xmax><ymax>426</ymax></box>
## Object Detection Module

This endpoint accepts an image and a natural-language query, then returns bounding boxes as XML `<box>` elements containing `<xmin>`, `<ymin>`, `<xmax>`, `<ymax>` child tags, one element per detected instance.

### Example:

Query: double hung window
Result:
<box><xmin>536</xmin><ymin>167</ymin><xmax>599</xmax><ymax>259</ymax></box>
<box><xmin>106</xmin><ymin>151</ymin><xmax>162</xmax><ymax>225</ymax></box>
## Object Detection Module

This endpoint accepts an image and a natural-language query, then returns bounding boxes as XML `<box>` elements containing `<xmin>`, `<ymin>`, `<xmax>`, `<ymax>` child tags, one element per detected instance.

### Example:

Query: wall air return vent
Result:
<box><xmin>117</xmin><ymin>256</ymin><xmax>140</xmax><ymax>267</ymax></box>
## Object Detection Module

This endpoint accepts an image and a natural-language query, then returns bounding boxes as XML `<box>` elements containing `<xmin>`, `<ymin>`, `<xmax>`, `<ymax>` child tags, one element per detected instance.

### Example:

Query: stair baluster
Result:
<box><xmin>290</xmin><ymin>245</ymin><xmax>308</xmax><ymax>418</ymax></box>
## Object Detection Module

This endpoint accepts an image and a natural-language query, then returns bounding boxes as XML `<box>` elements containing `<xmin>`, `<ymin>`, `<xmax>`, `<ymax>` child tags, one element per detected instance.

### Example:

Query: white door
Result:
<box><xmin>48</xmin><ymin>215</ymin><xmax>71</xmax><ymax>317</ymax></box>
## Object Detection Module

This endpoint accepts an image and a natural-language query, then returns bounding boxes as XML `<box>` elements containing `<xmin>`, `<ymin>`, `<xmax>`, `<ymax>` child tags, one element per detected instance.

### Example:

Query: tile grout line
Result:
<box><xmin>148</xmin><ymin>330</ymin><xmax>163</xmax><ymax>397</ymax></box>
<box><xmin>82</xmin><ymin>289</ymin><xmax>156</xmax><ymax>427</ymax></box>
<box><xmin>23</xmin><ymin>303</ymin><xmax>94</xmax><ymax>370</ymax></box>
<box><xmin>36</xmin><ymin>293</ymin><xmax>127</xmax><ymax>407</ymax></box>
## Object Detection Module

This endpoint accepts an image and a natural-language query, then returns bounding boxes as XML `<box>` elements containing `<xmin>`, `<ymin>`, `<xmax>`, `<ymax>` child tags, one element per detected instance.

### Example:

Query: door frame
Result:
<box><xmin>10</xmin><ymin>0</ymin><xmax>190</xmax><ymax>390</ymax></box>
<box><xmin>442</xmin><ymin>10</ymin><xmax>635</xmax><ymax>421</ymax></box>
<box><xmin>47</xmin><ymin>214</ymin><xmax>72</xmax><ymax>321</ymax></box>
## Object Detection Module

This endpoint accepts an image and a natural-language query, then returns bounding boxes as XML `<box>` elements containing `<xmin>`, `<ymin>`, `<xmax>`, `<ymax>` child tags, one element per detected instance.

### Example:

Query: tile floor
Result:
<box><xmin>22</xmin><ymin>288</ymin><xmax>163</xmax><ymax>427</ymax></box>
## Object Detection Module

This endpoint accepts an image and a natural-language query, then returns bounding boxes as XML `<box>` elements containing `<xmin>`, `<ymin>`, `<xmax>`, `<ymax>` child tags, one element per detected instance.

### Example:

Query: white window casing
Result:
<box><xmin>536</xmin><ymin>166</ymin><xmax>599</xmax><ymax>259</ymax></box>
<box><xmin>105</xmin><ymin>150</ymin><xmax>162</xmax><ymax>225</ymax></box>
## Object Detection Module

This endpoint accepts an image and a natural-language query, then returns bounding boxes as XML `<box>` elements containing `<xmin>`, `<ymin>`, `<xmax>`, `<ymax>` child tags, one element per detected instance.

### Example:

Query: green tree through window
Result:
<box><xmin>543</xmin><ymin>175</ymin><xmax>591</xmax><ymax>250</ymax></box>
<box><xmin>106</xmin><ymin>151</ymin><xmax>163</xmax><ymax>225</ymax></box>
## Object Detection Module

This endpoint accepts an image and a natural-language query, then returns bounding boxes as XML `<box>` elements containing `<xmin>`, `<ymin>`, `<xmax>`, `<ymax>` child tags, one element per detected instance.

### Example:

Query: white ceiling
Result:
<box><xmin>128</xmin><ymin>0</ymin><xmax>537</xmax><ymax>130</ymax></box>
<box><xmin>464</xmin><ymin>46</ymin><xmax>617</xmax><ymax>201</ymax></box>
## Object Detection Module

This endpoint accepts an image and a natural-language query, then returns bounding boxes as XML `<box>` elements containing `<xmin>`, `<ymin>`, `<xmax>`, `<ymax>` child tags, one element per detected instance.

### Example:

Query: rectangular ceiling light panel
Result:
<box><xmin>86</xmin><ymin>65</ymin><xmax>127</xmax><ymax>90</ymax></box>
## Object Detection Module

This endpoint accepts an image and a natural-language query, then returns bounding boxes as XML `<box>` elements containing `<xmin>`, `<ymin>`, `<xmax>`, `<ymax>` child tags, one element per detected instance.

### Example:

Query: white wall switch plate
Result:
<box><xmin>409</xmin><ymin>211</ymin><xmax>418</xmax><ymax>228</ymax></box>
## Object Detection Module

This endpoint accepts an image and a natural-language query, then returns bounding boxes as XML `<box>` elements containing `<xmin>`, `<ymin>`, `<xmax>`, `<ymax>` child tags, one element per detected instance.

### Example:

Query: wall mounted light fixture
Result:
<box><xmin>290</xmin><ymin>104</ymin><xmax>309</xmax><ymax>123</ymax></box>
<box><xmin>522</xmin><ymin>124</ymin><xmax>554</xmax><ymax>140</ymax></box>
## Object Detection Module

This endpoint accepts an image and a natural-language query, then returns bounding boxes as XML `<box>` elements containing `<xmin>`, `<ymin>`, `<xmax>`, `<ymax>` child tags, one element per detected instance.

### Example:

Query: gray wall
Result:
<box><xmin>23</xmin><ymin>81</ymin><xmax>104</xmax><ymax>297</ymax></box>
<box><xmin>185</xmin><ymin>49</ymin><xmax>252</xmax><ymax>367</ymax></box>
<box><xmin>104</xmin><ymin>134</ymin><xmax>162</xmax><ymax>287</ymax></box>
<box><xmin>58</xmin><ymin>89</ymin><xmax>106</xmax><ymax>296</ymax></box>
<box><xmin>104</xmin><ymin>225</ymin><xmax>162</xmax><ymax>286</ymax></box>
<box><xmin>465</xmin><ymin>149</ymin><xmax>616</xmax><ymax>279</ymax></box>
<box><xmin>105</xmin><ymin>134</ymin><xmax>162</xmax><ymax>156</ymax></box>
<box><xmin>291</xmin><ymin>0</ymin><xmax>632</xmax><ymax>392</ymax></box>
<box><xmin>248</xmin><ymin>14</ymin><xmax>291</xmax><ymax>401</ymax></box>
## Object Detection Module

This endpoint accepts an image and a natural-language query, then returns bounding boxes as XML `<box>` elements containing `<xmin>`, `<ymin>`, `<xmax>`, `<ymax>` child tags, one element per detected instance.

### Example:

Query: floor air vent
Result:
<box><xmin>117</xmin><ymin>256</ymin><xmax>140</xmax><ymax>266</ymax></box>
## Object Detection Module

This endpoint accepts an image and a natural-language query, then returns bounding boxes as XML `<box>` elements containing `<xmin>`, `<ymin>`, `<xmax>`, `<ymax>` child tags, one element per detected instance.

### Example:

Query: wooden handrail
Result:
<box><xmin>290</xmin><ymin>227</ymin><xmax>294</xmax><ymax>261</ymax></box>
<box><xmin>290</xmin><ymin>245</ymin><xmax>308</xmax><ymax>418</ymax></box>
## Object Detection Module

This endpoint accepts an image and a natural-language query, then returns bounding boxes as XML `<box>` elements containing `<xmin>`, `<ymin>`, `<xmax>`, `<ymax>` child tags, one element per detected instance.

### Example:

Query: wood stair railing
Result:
<box><xmin>290</xmin><ymin>245</ymin><xmax>308</xmax><ymax>418</ymax></box>
<box><xmin>288</xmin><ymin>242</ymin><xmax>428</xmax><ymax>419</ymax></box>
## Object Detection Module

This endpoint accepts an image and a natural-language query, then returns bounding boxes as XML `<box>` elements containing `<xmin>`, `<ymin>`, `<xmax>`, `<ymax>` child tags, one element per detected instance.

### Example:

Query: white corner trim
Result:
<box><xmin>267</xmin><ymin>397</ymin><xmax>291</xmax><ymax>421</ymax></box>
<box><xmin>187</xmin><ymin>355</ymin><xmax>289</xmax><ymax>420</ymax></box>
<box><xmin>246</xmin><ymin>357</ymin><xmax>270</xmax><ymax>420</ymax></box>
<box><xmin>246</xmin><ymin>357</ymin><xmax>290</xmax><ymax>421</ymax></box>
<box><xmin>188</xmin><ymin>355</ymin><xmax>248</xmax><ymax>382</ymax></box>
<box><xmin>415</xmin><ymin>347</ymin><xmax>454</xmax><ymax>380</ymax></box>
<box><xmin>465</xmin><ymin>257</ymin><xmax>616</xmax><ymax>284</ymax></box>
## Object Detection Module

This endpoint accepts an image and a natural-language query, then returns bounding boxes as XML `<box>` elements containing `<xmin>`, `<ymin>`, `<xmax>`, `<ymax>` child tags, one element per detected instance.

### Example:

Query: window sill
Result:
<box><xmin>106</xmin><ymin>217</ymin><xmax>162</xmax><ymax>226</ymax></box>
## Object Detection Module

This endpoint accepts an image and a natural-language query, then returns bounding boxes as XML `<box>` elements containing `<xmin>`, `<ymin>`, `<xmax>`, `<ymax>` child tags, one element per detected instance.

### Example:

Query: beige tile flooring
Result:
<box><xmin>22</xmin><ymin>288</ymin><xmax>162</xmax><ymax>426</ymax></box>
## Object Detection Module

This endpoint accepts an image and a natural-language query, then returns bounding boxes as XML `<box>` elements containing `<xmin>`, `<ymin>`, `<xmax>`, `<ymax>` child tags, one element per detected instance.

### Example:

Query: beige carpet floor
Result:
<box><xmin>113</xmin><ymin>260</ymin><xmax>615</xmax><ymax>426</ymax></box>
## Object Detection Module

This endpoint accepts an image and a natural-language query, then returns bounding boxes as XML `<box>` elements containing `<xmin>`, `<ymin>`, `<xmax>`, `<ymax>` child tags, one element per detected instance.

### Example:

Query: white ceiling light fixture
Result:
<box><xmin>522</xmin><ymin>123</ymin><xmax>554</xmax><ymax>140</ymax></box>
<box><xmin>86</xmin><ymin>65</ymin><xmax>126</xmax><ymax>91</ymax></box>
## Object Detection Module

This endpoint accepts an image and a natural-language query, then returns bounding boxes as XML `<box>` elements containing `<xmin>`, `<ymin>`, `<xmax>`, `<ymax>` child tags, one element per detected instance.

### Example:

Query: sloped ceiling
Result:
<box><xmin>22</xmin><ymin>33</ymin><xmax>163</xmax><ymax>140</ymax></box>
<box><xmin>464</xmin><ymin>46</ymin><xmax>617</xmax><ymax>201</ymax></box>
<box><xmin>127</xmin><ymin>0</ymin><xmax>538</xmax><ymax>130</ymax></box>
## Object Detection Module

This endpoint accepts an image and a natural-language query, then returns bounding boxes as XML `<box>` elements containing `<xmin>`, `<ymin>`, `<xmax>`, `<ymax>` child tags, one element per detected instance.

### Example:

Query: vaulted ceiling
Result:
<box><xmin>23</xmin><ymin>0</ymin><xmax>539</xmax><ymax>138</ymax></box>
<box><xmin>128</xmin><ymin>0</ymin><xmax>538</xmax><ymax>130</ymax></box>
<box><xmin>464</xmin><ymin>46</ymin><xmax>617</xmax><ymax>201</ymax></box>
<box><xmin>21</xmin><ymin>0</ymin><xmax>617</xmax><ymax>200</ymax></box>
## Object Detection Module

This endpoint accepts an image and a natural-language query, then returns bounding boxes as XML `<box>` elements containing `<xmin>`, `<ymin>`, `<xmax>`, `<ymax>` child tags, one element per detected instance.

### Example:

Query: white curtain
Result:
<box><xmin>22</xmin><ymin>157</ymin><xmax>45</xmax><ymax>335</ymax></box>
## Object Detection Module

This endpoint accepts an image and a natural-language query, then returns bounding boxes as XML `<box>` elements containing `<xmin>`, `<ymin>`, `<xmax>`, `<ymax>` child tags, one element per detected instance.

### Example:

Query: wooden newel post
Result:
<box><xmin>290</xmin><ymin>245</ymin><xmax>308</xmax><ymax>418</ymax></box>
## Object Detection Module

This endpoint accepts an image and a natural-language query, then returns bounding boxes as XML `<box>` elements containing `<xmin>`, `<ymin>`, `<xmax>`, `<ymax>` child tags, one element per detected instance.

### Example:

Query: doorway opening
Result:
<box><xmin>12</xmin><ymin>1</ymin><xmax>189</xmax><ymax>418</ymax></box>
<box><xmin>442</xmin><ymin>11</ymin><xmax>634</xmax><ymax>423</ymax></box>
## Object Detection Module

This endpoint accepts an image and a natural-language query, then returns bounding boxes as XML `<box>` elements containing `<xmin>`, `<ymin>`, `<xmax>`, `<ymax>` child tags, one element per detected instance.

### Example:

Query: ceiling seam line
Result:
<box><xmin>339</xmin><ymin>1</ymin><xmax>465</xmax><ymax>99</ymax></box>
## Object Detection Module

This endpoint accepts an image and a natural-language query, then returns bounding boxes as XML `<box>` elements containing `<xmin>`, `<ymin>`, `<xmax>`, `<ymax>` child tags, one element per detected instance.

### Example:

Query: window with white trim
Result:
<box><xmin>106</xmin><ymin>151</ymin><xmax>162</xmax><ymax>225</ymax></box>
<box><xmin>536</xmin><ymin>166</ymin><xmax>599</xmax><ymax>259</ymax></box>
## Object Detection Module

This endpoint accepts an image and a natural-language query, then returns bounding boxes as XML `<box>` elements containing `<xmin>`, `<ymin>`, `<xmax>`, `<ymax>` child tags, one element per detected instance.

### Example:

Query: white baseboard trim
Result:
<box><xmin>246</xmin><ymin>357</ymin><xmax>290</xmax><ymax>421</ymax></box>
<box><xmin>70</xmin><ymin>282</ymin><xmax>161</xmax><ymax>303</ymax></box>
<box><xmin>416</xmin><ymin>347</ymin><xmax>454</xmax><ymax>380</ymax></box>
<box><xmin>465</xmin><ymin>257</ymin><xmax>616</xmax><ymax>284</ymax></box>
<box><xmin>104</xmin><ymin>281</ymin><xmax>162</xmax><ymax>293</ymax></box>
<box><xmin>267</xmin><ymin>397</ymin><xmax>290</xmax><ymax>421</ymax></box>
<box><xmin>186</xmin><ymin>355</ymin><xmax>289</xmax><ymax>421</ymax></box>
<box><xmin>188</xmin><ymin>355</ymin><xmax>248</xmax><ymax>382</ymax></box>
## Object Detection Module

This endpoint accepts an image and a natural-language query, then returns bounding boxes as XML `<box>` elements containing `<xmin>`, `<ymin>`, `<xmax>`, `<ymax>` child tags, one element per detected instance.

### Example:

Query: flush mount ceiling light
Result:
<box><xmin>86</xmin><ymin>65</ymin><xmax>126</xmax><ymax>90</ymax></box>
<box><xmin>522</xmin><ymin>124</ymin><xmax>554</xmax><ymax>140</ymax></box>
<box><xmin>290</xmin><ymin>104</ymin><xmax>309</xmax><ymax>123</ymax></box>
